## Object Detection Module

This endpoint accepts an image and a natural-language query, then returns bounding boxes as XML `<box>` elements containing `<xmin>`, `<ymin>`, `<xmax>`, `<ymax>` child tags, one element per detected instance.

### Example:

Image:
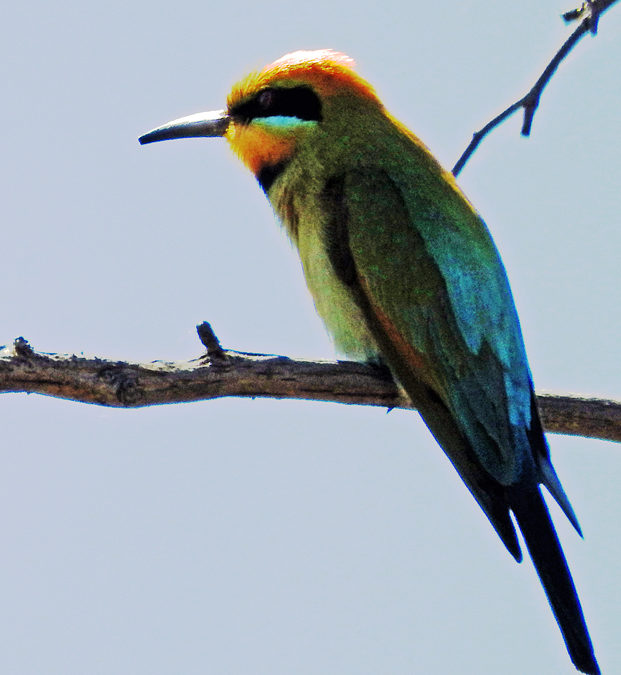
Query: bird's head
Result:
<box><xmin>139</xmin><ymin>50</ymin><xmax>383</xmax><ymax>180</ymax></box>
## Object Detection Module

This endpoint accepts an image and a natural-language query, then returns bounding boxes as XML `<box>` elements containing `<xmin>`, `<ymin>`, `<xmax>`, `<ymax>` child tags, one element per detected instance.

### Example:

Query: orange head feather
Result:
<box><xmin>227</xmin><ymin>50</ymin><xmax>380</xmax><ymax>109</ymax></box>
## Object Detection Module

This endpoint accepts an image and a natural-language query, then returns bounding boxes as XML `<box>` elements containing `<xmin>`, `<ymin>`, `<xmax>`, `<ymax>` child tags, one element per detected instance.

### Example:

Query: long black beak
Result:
<box><xmin>139</xmin><ymin>109</ymin><xmax>229</xmax><ymax>145</ymax></box>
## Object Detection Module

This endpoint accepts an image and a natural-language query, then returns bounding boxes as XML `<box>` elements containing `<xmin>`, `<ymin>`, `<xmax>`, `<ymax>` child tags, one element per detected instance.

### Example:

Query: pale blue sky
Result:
<box><xmin>2</xmin><ymin>1</ymin><xmax>620</xmax><ymax>673</ymax></box>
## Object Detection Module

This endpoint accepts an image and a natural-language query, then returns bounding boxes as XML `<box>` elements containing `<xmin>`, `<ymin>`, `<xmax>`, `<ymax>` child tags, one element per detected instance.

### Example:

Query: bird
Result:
<box><xmin>139</xmin><ymin>49</ymin><xmax>599</xmax><ymax>674</ymax></box>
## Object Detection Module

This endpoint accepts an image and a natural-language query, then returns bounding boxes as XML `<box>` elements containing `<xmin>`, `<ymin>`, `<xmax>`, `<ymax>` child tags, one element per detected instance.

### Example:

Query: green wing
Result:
<box><xmin>320</xmin><ymin>168</ymin><xmax>578</xmax><ymax>545</ymax></box>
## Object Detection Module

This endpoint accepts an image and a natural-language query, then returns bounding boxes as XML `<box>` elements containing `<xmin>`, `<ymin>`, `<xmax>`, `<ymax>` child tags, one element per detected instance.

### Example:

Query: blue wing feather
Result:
<box><xmin>342</xmin><ymin>168</ymin><xmax>531</xmax><ymax>482</ymax></box>
<box><xmin>339</xmin><ymin>167</ymin><xmax>577</xmax><ymax>525</ymax></box>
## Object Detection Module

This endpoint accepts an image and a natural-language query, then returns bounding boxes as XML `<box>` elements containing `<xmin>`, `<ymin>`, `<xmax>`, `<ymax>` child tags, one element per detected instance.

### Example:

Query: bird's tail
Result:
<box><xmin>508</xmin><ymin>482</ymin><xmax>600</xmax><ymax>675</ymax></box>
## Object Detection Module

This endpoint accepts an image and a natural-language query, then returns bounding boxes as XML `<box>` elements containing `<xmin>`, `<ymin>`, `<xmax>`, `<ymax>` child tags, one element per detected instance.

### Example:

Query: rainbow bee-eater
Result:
<box><xmin>139</xmin><ymin>50</ymin><xmax>599</xmax><ymax>674</ymax></box>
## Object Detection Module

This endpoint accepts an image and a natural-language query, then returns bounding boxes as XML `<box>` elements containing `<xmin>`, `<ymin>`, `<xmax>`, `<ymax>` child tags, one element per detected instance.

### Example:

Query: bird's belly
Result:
<box><xmin>298</xmin><ymin>225</ymin><xmax>380</xmax><ymax>362</ymax></box>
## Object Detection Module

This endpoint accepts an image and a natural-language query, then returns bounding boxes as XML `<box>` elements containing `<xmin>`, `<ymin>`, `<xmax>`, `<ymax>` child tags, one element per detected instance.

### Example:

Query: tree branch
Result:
<box><xmin>2</xmin><ymin>333</ymin><xmax>619</xmax><ymax>443</ymax></box>
<box><xmin>452</xmin><ymin>0</ymin><xmax>620</xmax><ymax>177</ymax></box>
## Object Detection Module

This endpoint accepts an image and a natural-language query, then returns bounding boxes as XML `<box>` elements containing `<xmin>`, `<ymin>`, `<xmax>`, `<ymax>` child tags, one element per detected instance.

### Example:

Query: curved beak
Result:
<box><xmin>139</xmin><ymin>109</ymin><xmax>229</xmax><ymax>145</ymax></box>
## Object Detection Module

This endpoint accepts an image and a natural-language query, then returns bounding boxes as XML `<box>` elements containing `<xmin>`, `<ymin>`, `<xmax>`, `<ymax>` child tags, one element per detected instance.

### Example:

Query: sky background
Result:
<box><xmin>2</xmin><ymin>1</ymin><xmax>619</xmax><ymax>673</ymax></box>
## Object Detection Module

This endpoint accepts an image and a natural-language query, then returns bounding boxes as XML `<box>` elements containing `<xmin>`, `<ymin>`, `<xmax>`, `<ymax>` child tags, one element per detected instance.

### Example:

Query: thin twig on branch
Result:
<box><xmin>452</xmin><ymin>0</ymin><xmax>620</xmax><ymax>177</ymax></box>
<box><xmin>1</xmin><ymin>335</ymin><xmax>619</xmax><ymax>443</ymax></box>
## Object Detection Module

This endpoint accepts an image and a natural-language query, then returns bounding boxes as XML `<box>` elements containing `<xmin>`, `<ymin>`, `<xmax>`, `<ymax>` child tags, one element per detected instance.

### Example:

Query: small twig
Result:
<box><xmin>563</xmin><ymin>2</ymin><xmax>589</xmax><ymax>22</ymax></box>
<box><xmin>1</xmin><ymin>337</ymin><xmax>619</xmax><ymax>443</ymax></box>
<box><xmin>452</xmin><ymin>0</ymin><xmax>619</xmax><ymax>176</ymax></box>
<box><xmin>197</xmin><ymin>321</ymin><xmax>227</xmax><ymax>361</ymax></box>
<box><xmin>563</xmin><ymin>1</ymin><xmax>600</xmax><ymax>33</ymax></box>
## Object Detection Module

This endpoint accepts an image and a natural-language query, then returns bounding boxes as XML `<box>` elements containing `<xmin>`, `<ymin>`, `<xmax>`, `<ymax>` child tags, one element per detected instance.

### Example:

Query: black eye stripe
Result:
<box><xmin>231</xmin><ymin>86</ymin><xmax>322</xmax><ymax>123</ymax></box>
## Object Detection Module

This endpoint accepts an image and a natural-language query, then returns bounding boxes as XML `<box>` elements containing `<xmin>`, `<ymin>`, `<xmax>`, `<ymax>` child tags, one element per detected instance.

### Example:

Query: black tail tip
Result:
<box><xmin>572</xmin><ymin>650</ymin><xmax>600</xmax><ymax>675</ymax></box>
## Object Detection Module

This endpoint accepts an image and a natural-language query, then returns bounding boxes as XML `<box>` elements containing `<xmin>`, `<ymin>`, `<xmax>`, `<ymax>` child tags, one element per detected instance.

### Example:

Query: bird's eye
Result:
<box><xmin>231</xmin><ymin>86</ymin><xmax>322</xmax><ymax>124</ymax></box>
<box><xmin>257</xmin><ymin>89</ymin><xmax>275</xmax><ymax>110</ymax></box>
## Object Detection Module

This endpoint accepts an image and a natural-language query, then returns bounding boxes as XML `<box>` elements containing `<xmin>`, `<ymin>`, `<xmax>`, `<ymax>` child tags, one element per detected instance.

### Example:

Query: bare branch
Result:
<box><xmin>452</xmin><ymin>0</ymin><xmax>620</xmax><ymax>177</ymax></box>
<box><xmin>1</xmin><ymin>337</ymin><xmax>619</xmax><ymax>443</ymax></box>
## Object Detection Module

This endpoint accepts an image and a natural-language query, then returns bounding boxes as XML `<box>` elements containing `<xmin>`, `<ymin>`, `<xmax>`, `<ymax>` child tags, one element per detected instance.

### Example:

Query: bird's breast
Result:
<box><xmin>271</xmin><ymin>177</ymin><xmax>380</xmax><ymax>362</ymax></box>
